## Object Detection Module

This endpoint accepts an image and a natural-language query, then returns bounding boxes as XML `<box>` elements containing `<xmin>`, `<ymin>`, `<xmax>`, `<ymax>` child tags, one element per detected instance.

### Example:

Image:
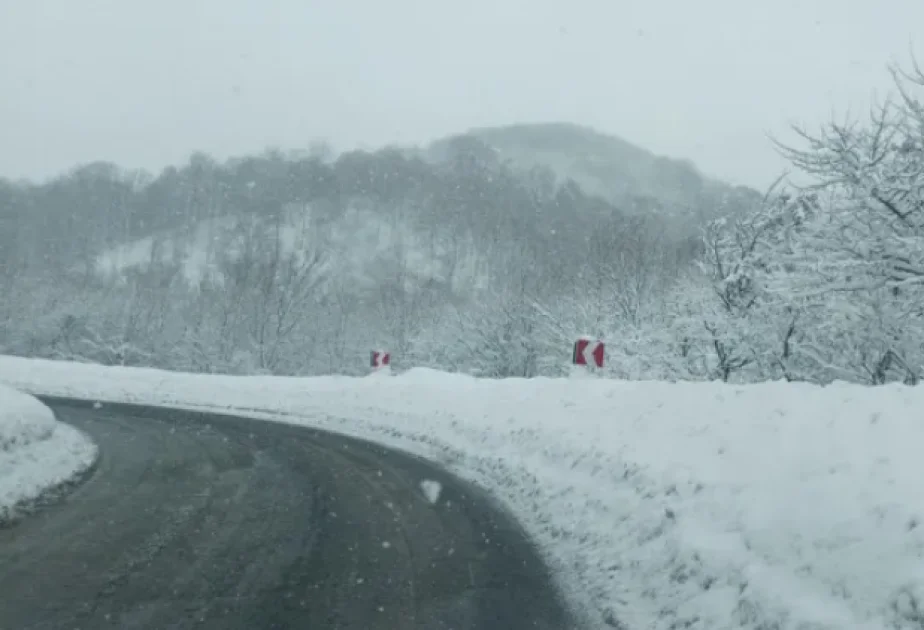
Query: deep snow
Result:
<box><xmin>0</xmin><ymin>354</ymin><xmax>917</xmax><ymax>629</ymax></box>
<box><xmin>0</xmin><ymin>383</ymin><xmax>97</xmax><ymax>521</ymax></box>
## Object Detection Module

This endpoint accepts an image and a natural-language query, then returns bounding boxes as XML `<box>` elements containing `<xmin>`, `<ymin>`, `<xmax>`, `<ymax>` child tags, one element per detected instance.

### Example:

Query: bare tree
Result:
<box><xmin>212</xmin><ymin>213</ymin><xmax>328</xmax><ymax>373</ymax></box>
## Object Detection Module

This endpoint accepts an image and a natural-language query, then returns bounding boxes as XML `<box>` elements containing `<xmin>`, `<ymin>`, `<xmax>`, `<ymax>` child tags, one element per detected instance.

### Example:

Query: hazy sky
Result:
<box><xmin>2</xmin><ymin>0</ymin><xmax>923</xmax><ymax>188</ymax></box>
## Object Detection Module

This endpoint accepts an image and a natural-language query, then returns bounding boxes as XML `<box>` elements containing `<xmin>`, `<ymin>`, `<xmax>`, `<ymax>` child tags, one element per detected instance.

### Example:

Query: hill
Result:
<box><xmin>428</xmin><ymin>122</ymin><xmax>760</xmax><ymax>223</ymax></box>
<box><xmin>0</xmin><ymin>123</ymin><xmax>742</xmax><ymax>376</ymax></box>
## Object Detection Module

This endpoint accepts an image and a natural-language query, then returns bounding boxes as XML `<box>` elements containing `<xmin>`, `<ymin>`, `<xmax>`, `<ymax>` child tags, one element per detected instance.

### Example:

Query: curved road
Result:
<box><xmin>0</xmin><ymin>397</ymin><xmax>575</xmax><ymax>629</ymax></box>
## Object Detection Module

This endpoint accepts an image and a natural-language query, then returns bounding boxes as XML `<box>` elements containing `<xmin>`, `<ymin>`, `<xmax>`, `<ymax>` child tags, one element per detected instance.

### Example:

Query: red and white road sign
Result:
<box><xmin>573</xmin><ymin>338</ymin><xmax>605</xmax><ymax>368</ymax></box>
<box><xmin>370</xmin><ymin>350</ymin><xmax>390</xmax><ymax>368</ymax></box>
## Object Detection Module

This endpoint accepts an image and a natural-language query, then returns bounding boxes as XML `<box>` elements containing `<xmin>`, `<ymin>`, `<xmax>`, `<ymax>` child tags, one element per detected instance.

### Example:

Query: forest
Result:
<box><xmin>1</xmin><ymin>64</ymin><xmax>923</xmax><ymax>386</ymax></box>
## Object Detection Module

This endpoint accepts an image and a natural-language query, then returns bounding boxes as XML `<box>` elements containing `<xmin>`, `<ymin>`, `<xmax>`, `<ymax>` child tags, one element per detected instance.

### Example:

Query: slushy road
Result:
<box><xmin>0</xmin><ymin>397</ymin><xmax>576</xmax><ymax>629</ymax></box>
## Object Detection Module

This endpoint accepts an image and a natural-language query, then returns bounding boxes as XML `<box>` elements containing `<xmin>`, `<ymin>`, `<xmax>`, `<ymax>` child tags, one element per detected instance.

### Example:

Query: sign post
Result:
<box><xmin>370</xmin><ymin>350</ymin><xmax>391</xmax><ymax>374</ymax></box>
<box><xmin>572</xmin><ymin>337</ymin><xmax>605</xmax><ymax>376</ymax></box>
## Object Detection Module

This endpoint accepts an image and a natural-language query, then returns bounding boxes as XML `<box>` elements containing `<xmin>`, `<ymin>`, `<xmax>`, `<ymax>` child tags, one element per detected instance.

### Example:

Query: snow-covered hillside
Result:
<box><xmin>0</xmin><ymin>384</ymin><xmax>97</xmax><ymax>521</ymax></box>
<box><xmin>430</xmin><ymin>123</ymin><xmax>761</xmax><ymax>220</ymax></box>
<box><xmin>0</xmin><ymin>355</ymin><xmax>916</xmax><ymax>630</ymax></box>
<box><xmin>94</xmin><ymin>203</ymin><xmax>486</xmax><ymax>292</ymax></box>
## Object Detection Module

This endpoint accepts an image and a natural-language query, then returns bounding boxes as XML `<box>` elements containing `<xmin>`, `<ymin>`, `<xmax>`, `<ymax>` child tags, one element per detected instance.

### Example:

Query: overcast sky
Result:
<box><xmin>2</xmin><ymin>0</ymin><xmax>922</xmax><ymax>188</ymax></box>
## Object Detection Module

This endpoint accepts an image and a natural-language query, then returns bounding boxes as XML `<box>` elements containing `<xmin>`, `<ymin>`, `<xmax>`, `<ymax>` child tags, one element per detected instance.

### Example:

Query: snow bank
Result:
<box><xmin>0</xmin><ymin>356</ymin><xmax>918</xmax><ymax>629</ymax></box>
<box><xmin>0</xmin><ymin>383</ymin><xmax>97</xmax><ymax>521</ymax></box>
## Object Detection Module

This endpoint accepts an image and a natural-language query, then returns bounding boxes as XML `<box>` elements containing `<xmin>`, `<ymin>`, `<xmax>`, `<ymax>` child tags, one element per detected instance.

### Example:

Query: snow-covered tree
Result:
<box><xmin>767</xmin><ymin>60</ymin><xmax>924</xmax><ymax>384</ymax></box>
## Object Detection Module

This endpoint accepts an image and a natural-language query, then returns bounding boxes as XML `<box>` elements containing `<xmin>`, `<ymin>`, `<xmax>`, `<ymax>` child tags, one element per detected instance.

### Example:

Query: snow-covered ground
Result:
<box><xmin>0</xmin><ymin>355</ymin><xmax>918</xmax><ymax>630</ymax></box>
<box><xmin>0</xmin><ymin>383</ymin><xmax>97</xmax><ymax>522</ymax></box>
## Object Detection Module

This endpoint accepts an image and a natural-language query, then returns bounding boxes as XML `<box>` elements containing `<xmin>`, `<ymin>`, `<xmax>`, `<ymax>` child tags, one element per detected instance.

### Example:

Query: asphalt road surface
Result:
<box><xmin>0</xmin><ymin>397</ymin><xmax>576</xmax><ymax>629</ymax></box>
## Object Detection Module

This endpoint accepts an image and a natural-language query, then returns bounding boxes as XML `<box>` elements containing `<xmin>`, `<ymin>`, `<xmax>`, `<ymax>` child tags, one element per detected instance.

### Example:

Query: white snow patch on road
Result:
<box><xmin>0</xmin><ymin>356</ymin><xmax>918</xmax><ymax>629</ymax></box>
<box><xmin>419</xmin><ymin>479</ymin><xmax>442</xmax><ymax>505</ymax></box>
<box><xmin>0</xmin><ymin>383</ymin><xmax>97</xmax><ymax>519</ymax></box>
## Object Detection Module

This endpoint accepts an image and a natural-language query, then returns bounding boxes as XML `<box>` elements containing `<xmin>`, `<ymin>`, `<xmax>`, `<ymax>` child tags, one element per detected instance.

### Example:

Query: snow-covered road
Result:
<box><xmin>0</xmin><ymin>355</ymin><xmax>918</xmax><ymax>630</ymax></box>
<box><xmin>0</xmin><ymin>383</ymin><xmax>96</xmax><ymax>522</ymax></box>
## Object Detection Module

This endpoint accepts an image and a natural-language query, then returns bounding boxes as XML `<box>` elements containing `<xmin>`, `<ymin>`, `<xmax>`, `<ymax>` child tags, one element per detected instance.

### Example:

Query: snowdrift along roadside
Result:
<box><xmin>0</xmin><ymin>383</ymin><xmax>97</xmax><ymax>521</ymax></box>
<box><xmin>0</xmin><ymin>355</ymin><xmax>918</xmax><ymax>630</ymax></box>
